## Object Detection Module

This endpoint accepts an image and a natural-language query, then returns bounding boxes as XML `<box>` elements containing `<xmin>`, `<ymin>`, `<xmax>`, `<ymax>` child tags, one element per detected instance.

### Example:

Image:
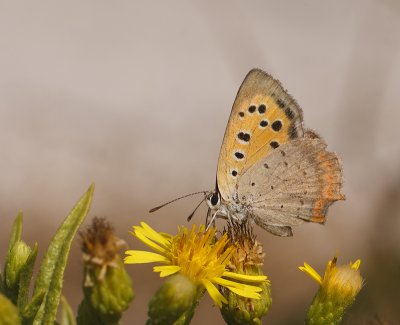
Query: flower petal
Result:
<box><xmin>139</xmin><ymin>222</ymin><xmax>171</xmax><ymax>247</ymax></box>
<box><xmin>124</xmin><ymin>250</ymin><xmax>169</xmax><ymax>264</ymax></box>
<box><xmin>201</xmin><ymin>279</ymin><xmax>227</xmax><ymax>308</ymax></box>
<box><xmin>222</xmin><ymin>271</ymin><xmax>268</xmax><ymax>283</ymax></box>
<box><xmin>226</xmin><ymin>286</ymin><xmax>261</xmax><ymax>299</ymax></box>
<box><xmin>299</xmin><ymin>262</ymin><xmax>322</xmax><ymax>284</ymax></box>
<box><xmin>134</xmin><ymin>230</ymin><xmax>169</xmax><ymax>255</ymax></box>
<box><xmin>159</xmin><ymin>232</ymin><xmax>173</xmax><ymax>240</ymax></box>
<box><xmin>154</xmin><ymin>265</ymin><xmax>181</xmax><ymax>277</ymax></box>
<box><xmin>212</xmin><ymin>277</ymin><xmax>262</xmax><ymax>293</ymax></box>
<box><xmin>351</xmin><ymin>259</ymin><xmax>361</xmax><ymax>270</ymax></box>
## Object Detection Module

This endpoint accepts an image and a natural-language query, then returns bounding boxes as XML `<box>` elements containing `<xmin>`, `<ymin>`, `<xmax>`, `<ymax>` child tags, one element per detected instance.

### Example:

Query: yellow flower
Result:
<box><xmin>125</xmin><ymin>222</ymin><xmax>268</xmax><ymax>308</ymax></box>
<box><xmin>299</xmin><ymin>256</ymin><xmax>363</xmax><ymax>299</ymax></box>
<box><xmin>299</xmin><ymin>257</ymin><xmax>364</xmax><ymax>324</ymax></box>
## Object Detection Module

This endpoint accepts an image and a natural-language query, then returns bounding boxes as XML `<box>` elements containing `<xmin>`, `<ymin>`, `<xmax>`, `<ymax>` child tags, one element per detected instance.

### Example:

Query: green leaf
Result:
<box><xmin>32</xmin><ymin>184</ymin><xmax>95</xmax><ymax>325</ymax></box>
<box><xmin>6</xmin><ymin>212</ymin><xmax>23</xmax><ymax>256</ymax></box>
<box><xmin>60</xmin><ymin>296</ymin><xmax>76</xmax><ymax>325</ymax></box>
<box><xmin>21</xmin><ymin>290</ymin><xmax>46</xmax><ymax>321</ymax></box>
<box><xmin>4</xmin><ymin>212</ymin><xmax>23</xmax><ymax>282</ymax></box>
<box><xmin>17</xmin><ymin>243</ymin><xmax>38</xmax><ymax>310</ymax></box>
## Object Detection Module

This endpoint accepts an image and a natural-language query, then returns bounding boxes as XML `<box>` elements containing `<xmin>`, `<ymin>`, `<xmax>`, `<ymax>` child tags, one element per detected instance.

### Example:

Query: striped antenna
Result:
<box><xmin>149</xmin><ymin>191</ymin><xmax>208</xmax><ymax>213</ymax></box>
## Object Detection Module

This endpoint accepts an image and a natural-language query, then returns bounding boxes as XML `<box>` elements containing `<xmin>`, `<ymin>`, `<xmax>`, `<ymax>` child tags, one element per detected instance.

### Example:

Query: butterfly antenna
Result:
<box><xmin>187</xmin><ymin>194</ymin><xmax>207</xmax><ymax>222</ymax></box>
<box><xmin>149</xmin><ymin>191</ymin><xmax>208</xmax><ymax>213</ymax></box>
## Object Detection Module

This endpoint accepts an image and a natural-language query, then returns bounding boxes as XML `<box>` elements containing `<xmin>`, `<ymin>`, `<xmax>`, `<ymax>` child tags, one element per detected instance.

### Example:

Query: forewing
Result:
<box><xmin>217</xmin><ymin>69</ymin><xmax>304</xmax><ymax>201</ymax></box>
<box><xmin>237</xmin><ymin>136</ymin><xmax>344</xmax><ymax>232</ymax></box>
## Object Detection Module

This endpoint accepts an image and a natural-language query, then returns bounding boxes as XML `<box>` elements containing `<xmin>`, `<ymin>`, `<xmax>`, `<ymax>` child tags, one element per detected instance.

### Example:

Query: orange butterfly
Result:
<box><xmin>204</xmin><ymin>69</ymin><xmax>344</xmax><ymax>236</ymax></box>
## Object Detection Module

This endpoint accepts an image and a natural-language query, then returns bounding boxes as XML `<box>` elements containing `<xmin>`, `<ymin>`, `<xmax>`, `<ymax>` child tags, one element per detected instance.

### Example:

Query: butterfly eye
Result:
<box><xmin>210</xmin><ymin>193</ymin><xmax>220</xmax><ymax>206</ymax></box>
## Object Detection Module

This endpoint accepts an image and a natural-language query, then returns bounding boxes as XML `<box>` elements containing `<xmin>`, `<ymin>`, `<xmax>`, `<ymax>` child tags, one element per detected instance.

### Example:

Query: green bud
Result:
<box><xmin>307</xmin><ymin>288</ymin><xmax>353</xmax><ymax>325</ymax></box>
<box><xmin>5</xmin><ymin>241</ymin><xmax>32</xmax><ymax>292</ymax></box>
<box><xmin>221</xmin><ymin>278</ymin><xmax>271</xmax><ymax>325</ymax></box>
<box><xmin>89</xmin><ymin>259</ymin><xmax>133</xmax><ymax>314</ymax></box>
<box><xmin>77</xmin><ymin>258</ymin><xmax>133</xmax><ymax>325</ymax></box>
<box><xmin>147</xmin><ymin>274</ymin><xmax>202</xmax><ymax>325</ymax></box>
<box><xmin>0</xmin><ymin>293</ymin><xmax>21</xmax><ymax>325</ymax></box>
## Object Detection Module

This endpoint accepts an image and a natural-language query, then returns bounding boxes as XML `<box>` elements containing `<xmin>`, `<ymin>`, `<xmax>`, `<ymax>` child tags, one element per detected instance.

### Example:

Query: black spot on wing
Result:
<box><xmin>258</xmin><ymin>104</ymin><xmax>266</xmax><ymax>114</ymax></box>
<box><xmin>237</xmin><ymin>132</ymin><xmax>251</xmax><ymax>142</ymax></box>
<box><xmin>248</xmin><ymin>105</ymin><xmax>256</xmax><ymax>113</ymax></box>
<box><xmin>271</xmin><ymin>120</ymin><xmax>282</xmax><ymax>131</ymax></box>
<box><xmin>270</xmin><ymin>141</ymin><xmax>279</xmax><ymax>149</ymax></box>
<box><xmin>234</xmin><ymin>152</ymin><xmax>244</xmax><ymax>159</ymax></box>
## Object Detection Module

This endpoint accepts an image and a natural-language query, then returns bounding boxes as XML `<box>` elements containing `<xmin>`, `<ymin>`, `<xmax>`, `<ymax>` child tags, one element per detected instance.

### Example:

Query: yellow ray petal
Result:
<box><xmin>299</xmin><ymin>262</ymin><xmax>322</xmax><ymax>284</ymax></box>
<box><xmin>201</xmin><ymin>279</ymin><xmax>227</xmax><ymax>308</ymax></box>
<box><xmin>139</xmin><ymin>222</ymin><xmax>171</xmax><ymax>246</ymax></box>
<box><xmin>134</xmin><ymin>230</ymin><xmax>169</xmax><ymax>255</ymax></box>
<box><xmin>351</xmin><ymin>259</ymin><xmax>361</xmax><ymax>270</ymax></box>
<box><xmin>154</xmin><ymin>265</ymin><xmax>181</xmax><ymax>277</ymax></box>
<box><xmin>223</xmin><ymin>271</ymin><xmax>268</xmax><ymax>283</ymax></box>
<box><xmin>124</xmin><ymin>250</ymin><xmax>169</xmax><ymax>264</ymax></box>
<box><xmin>212</xmin><ymin>277</ymin><xmax>262</xmax><ymax>293</ymax></box>
<box><xmin>159</xmin><ymin>232</ymin><xmax>173</xmax><ymax>240</ymax></box>
<box><xmin>227</xmin><ymin>286</ymin><xmax>261</xmax><ymax>299</ymax></box>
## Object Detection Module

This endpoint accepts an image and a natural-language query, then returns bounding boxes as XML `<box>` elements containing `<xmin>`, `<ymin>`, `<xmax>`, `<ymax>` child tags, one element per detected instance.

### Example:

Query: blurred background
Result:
<box><xmin>1</xmin><ymin>1</ymin><xmax>400</xmax><ymax>324</ymax></box>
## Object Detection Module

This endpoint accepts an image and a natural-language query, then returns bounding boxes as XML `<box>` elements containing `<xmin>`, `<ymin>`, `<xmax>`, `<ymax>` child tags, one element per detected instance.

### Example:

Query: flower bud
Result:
<box><xmin>5</xmin><ymin>240</ymin><xmax>32</xmax><ymax>289</ymax></box>
<box><xmin>147</xmin><ymin>274</ymin><xmax>201</xmax><ymax>325</ymax></box>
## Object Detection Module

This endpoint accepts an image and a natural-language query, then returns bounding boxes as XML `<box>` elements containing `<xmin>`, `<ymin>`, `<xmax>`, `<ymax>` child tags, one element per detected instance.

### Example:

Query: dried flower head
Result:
<box><xmin>80</xmin><ymin>217</ymin><xmax>125</xmax><ymax>282</ymax></box>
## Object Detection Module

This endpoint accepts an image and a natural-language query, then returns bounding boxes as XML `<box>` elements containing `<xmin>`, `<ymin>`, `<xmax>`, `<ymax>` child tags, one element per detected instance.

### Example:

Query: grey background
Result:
<box><xmin>1</xmin><ymin>1</ymin><xmax>400</xmax><ymax>323</ymax></box>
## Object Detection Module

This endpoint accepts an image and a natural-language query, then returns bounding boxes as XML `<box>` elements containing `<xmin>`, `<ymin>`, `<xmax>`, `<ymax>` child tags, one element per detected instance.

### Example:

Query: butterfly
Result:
<box><xmin>204</xmin><ymin>69</ymin><xmax>345</xmax><ymax>236</ymax></box>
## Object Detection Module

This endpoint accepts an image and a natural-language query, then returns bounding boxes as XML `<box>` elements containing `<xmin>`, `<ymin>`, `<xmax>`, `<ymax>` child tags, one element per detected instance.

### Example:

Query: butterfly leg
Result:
<box><xmin>205</xmin><ymin>210</ymin><xmax>220</xmax><ymax>231</ymax></box>
<box><xmin>205</xmin><ymin>208</ymin><xmax>211</xmax><ymax>226</ymax></box>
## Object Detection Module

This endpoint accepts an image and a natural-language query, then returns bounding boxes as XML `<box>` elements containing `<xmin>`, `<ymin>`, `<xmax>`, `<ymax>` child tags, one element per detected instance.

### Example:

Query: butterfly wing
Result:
<box><xmin>237</xmin><ymin>135</ymin><xmax>344</xmax><ymax>236</ymax></box>
<box><xmin>217</xmin><ymin>69</ymin><xmax>304</xmax><ymax>201</ymax></box>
